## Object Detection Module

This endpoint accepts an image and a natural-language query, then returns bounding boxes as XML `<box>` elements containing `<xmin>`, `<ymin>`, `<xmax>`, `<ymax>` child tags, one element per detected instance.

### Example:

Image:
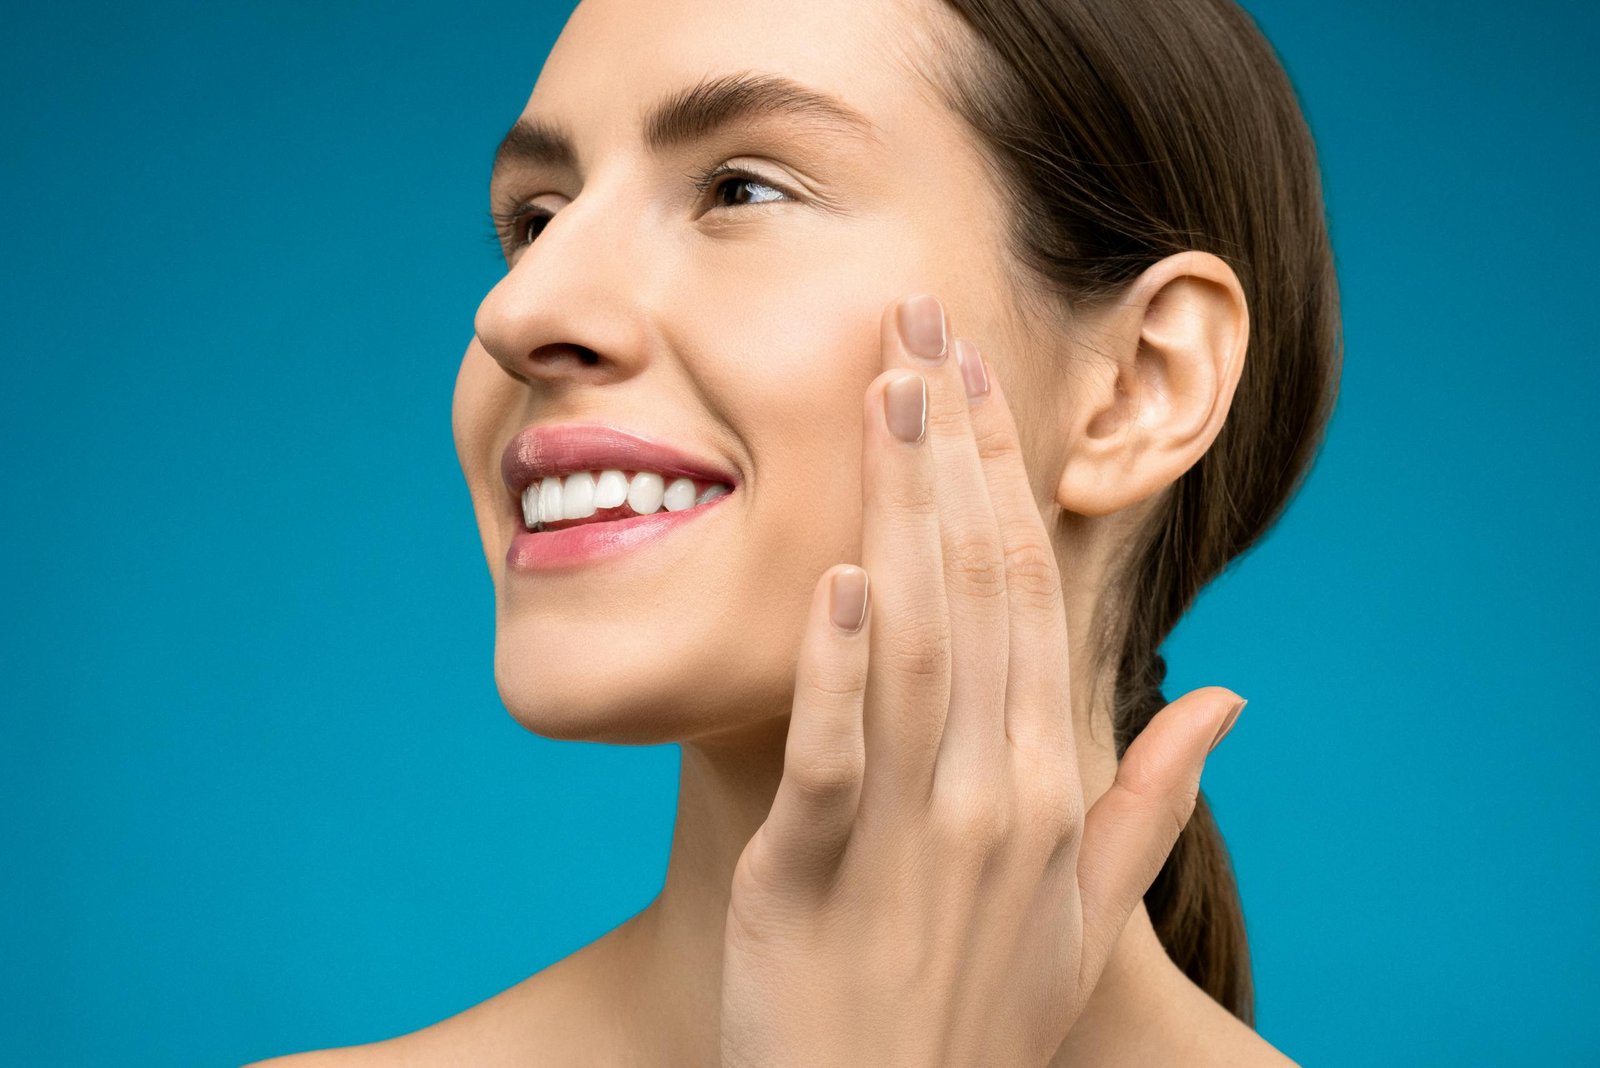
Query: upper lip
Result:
<box><xmin>500</xmin><ymin>422</ymin><xmax>741</xmax><ymax>500</ymax></box>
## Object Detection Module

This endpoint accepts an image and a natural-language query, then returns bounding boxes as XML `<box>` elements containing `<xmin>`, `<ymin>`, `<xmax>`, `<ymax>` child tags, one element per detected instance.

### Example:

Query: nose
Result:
<box><xmin>473</xmin><ymin>196</ymin><xmax>652</xmax><ymax>389</ymax></box>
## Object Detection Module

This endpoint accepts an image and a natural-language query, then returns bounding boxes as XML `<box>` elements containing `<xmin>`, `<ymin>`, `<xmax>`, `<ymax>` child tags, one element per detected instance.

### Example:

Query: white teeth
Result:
<box><xmin>561</xmin><ymin>471</ymin><xmax>597</xmax><ymax>520</ymax></box>
<box><xmin>522</xmin><ymin>469</ymin><xmax>734</xmax><ymax>530</ymax></box>
<box><xmin>593</xmin><ymin>469</ymin><xmax>629</xmax><ymax>509</ymax></box>
<box><xmin>663</xmin><ymin>476</ymin><xmax>697</xmax><ymax>512</ymax></box>
<box><xmin>521</xmin><ymin>484</ymin><xmax>539</xmax><ymax>528</ymax></box>
<box><xmin>626</xmin><ymin>471</ymin><xmax>665</xmax><ymax>515</ymax></box>
<box><xmin>696</xmin><ymin>483</ymin><xmax>730</xmax><ymax>505</ymax></box>
<box><xmin>537</xmin><ymin>476</ymin><xmax>563</xmax><ymax>527</ymax></box>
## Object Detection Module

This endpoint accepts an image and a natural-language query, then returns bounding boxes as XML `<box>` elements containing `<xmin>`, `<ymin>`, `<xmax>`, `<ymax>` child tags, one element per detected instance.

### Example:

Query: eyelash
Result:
<box><xmin>486</xmin><ymin>164</ymin><xmax>794</xmax><ymax>253</ymax></box>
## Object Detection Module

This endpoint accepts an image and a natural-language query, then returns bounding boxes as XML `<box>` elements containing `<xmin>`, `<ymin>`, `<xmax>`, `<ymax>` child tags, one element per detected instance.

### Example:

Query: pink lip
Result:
<box><xmin>506</xmin><ymin>491</ymin><xmax>734</xmax><ymax>571</ymax></box>
<box><xmin>500</xmin><ymin>422</ymin><xmax>740</xmax><ymax>500</ymax></box>
<box><xmin>499</xmin><ymin>422</ymin><xmax>740</xmax><ymax>573</ymax></box>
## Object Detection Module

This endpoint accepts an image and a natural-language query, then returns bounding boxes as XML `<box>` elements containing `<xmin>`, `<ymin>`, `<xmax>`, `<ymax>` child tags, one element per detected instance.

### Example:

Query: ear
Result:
<box><xmin>1055</xmin><ymin>251</ymin><xmax>1248</xmax><ymax>517</ymax></box>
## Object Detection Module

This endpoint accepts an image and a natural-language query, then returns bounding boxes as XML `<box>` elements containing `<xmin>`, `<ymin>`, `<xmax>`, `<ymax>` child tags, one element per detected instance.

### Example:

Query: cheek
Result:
<box><xmin>707</xmin><ymin>288</ymin><xmax>886</xmax><ymax>596</ymax></box>
<box><xmin>451</xmin><ymin>340</ymin><xmax>524</xmax><ymax>518</ymax></box>
<box><xmin>675</xmin><ymin>240</ymin><xmax>922</xmax><ymax>564</ymax></box>
<box><xmin>691</xmin><ymin>241</ymin><xmax>891</xmax><ymax>436</ymax></box>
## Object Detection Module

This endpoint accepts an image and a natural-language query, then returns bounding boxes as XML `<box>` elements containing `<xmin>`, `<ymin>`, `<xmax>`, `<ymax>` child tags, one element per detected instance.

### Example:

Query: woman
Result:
<box><xmin>254</xmin><ymin>0</ymin><xmax>1337</xmax><ymax>1062</ymax></box>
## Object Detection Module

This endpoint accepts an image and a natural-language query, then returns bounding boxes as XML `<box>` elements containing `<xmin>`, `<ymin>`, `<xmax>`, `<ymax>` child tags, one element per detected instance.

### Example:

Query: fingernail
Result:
<box><xmin>1208</xmin><ymin>698</ymin><xmax>1247</xmax><ymax>753</ymax></box>
<box><xmin>829</xmin><ymin>566</ymin><xmax>869</xmax><ymax>632</ymax></box>
<box><xmin>953</xmin><ymin>339</ymin><xmax>989</xmax><ymax>401</ymax></box>
<box><xmin>884</xmin><ymin>372</ymin><xmax>927</xmax><ymax>443</ymax></box>
<box><xmin>897</xmin><ymin>294</ymin><xmax>947</xmax><ymax>362</ymax></box>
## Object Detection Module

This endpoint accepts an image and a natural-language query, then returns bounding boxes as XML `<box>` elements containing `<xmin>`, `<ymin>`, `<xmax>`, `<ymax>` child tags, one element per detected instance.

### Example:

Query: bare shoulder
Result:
<box><xmin>239</xmin><ymin>1036</ymin><xmax>420</xmax><ymax>1067</ymax></box>
<box><xmin>1128</xmin><ymin>954</ymin><xmax>1300</xmax><ymax>1068</ymax></box>
<box><xmin>1199</xmin><ymin>1018</ymin><xmax>1300</xmax><ymax>1067</ymax></box>
<box><xmin>240</xmin><ymin>935</ymin><xmax>626</xmax><ymax>1068</ymax></box>
<box><xmin>1172</xmin><ymin>981</ymin><xmax>1300</xmax><ymax>1067</ymax></box>
<box><xmin>239</xmin><ymin>988</ymin><xmax>547</xmax><ymax>1067</ymax></box>
<box><xmin>240</xmin><ymin>1024</ymin><xmax>495</xmax><ymax>1067</ymax></box>
<box><xmin>238</xmin><ymin>982</ymin><xmax>558</xmax><ymax>1068</ymax></box>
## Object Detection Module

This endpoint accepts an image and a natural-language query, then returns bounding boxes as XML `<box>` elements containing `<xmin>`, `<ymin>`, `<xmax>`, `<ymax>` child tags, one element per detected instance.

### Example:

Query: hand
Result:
<box><xmin>717</xmin><ymin>294</ymin><xmax>1246</xmax><ymax>1067</ymax></box>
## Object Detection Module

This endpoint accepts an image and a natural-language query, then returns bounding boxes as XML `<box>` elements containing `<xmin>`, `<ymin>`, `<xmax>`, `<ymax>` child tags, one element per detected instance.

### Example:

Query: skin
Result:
<box><xmin>247</xmin><ymin>0</ymin><xmax>1299</xmax><ymax>1063</ymax></box>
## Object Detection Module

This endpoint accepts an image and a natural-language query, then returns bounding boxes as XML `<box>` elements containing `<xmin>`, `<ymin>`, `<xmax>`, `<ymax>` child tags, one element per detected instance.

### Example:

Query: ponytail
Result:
<box><xmin>926</xmin><ymin>0</ymin><xmax>1341</xmax><ymax>1021</ymax></box>
<box><xmin>1146</xmin><ymin>792</ymin><xmax>1254</xmax><ymax>1023</ymax></box>
<box><xmin>1114</xmin><ymin>648</ymin><xmax>1253</xmax><ymax>1023</ymax></box>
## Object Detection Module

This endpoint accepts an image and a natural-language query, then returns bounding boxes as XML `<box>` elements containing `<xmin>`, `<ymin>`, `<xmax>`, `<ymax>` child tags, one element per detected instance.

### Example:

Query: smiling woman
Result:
<box><xmin>247</xmin><ymin>0</ymin><xmax>1336</xmax><ymax>1063</ymax></box>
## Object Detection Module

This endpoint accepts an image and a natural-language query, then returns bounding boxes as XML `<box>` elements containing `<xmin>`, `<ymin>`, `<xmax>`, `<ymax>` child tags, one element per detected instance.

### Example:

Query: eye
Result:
<box><xmin>488</xmin><ymin>163</ymin><xmax>795</xmax><ymax>255</ymax></box>
<box><xmin>691</xmin><ymin>164</ymin><xmax>794</xmax><ymax>210</ymax></box>
<box><xmin>487</xmin><ymin>204</ymin><xmax>552</xmax><ymax>251</ymax></box>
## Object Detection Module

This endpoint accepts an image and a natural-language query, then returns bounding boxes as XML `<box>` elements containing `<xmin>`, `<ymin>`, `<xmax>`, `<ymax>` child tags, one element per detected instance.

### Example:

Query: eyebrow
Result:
<box><xmin>491</xmin><ymin>71</ymin><xmax>879</xmax><ymax>178</ymax></box>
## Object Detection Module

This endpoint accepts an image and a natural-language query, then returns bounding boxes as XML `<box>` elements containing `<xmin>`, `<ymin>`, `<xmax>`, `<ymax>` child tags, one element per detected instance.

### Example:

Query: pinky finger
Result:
<box><xmin>757</xmin><ymin>565</ymin><xmax>873</xmax><ymax>889</ymax></box>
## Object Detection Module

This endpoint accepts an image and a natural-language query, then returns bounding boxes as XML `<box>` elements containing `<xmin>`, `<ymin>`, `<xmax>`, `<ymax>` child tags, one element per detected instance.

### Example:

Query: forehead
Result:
<box><xmin>519</xmin><ymin>0</ymin><xmax>949</xmax><ymax>162</ymax></box>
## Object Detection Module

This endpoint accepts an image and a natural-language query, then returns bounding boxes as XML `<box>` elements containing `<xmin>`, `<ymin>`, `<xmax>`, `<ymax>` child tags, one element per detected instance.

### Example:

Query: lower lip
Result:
<box><xmin>506</xmin><ymin>491</ymin><xmax>734</xmax><ymax>572</ymax></box>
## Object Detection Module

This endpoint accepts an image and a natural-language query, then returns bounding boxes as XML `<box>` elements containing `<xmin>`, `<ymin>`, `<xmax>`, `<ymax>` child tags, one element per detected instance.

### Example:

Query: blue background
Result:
<box><xmin>4</xmin><ymin>1</ymin><xmax>1595</xmax><ymax>1064</ymax></box>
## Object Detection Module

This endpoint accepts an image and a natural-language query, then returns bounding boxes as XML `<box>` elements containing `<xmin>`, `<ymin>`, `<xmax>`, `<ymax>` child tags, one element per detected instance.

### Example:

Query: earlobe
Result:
<box><xmin>1054</xmin><ymin>251</ymin><xmax>1248</xmax><ymax>518</ymax></box>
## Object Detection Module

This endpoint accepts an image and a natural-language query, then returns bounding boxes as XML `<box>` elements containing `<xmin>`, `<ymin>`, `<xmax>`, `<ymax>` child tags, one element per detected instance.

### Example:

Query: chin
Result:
<box><xmin>490</xmin><ymin>622</ymin><xmax>781</xmax><ymax>746</ymax></box>
<box><xmin>492</xmin><ymin>635</ymin><xmax>674</xmax><ymax>745</ymax></box>
<box><xmin>498</xmin><ymin>689</ymin><xmax>676</xmax><ymax>745</ymax></box>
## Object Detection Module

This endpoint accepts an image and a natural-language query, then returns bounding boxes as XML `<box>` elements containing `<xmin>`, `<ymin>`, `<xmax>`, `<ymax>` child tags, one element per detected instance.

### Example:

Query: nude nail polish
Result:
<box><xmin>884</xmin><ymin>373</ymin><xmax>927</xmax><ymax>443</ymax></box>
<box><xmin>954</xmin><ymin>339</ymin><xmax>989</xmax><ymax>400</ymax></box>
<box><xmin>897</xmin><ymin>295</ymin><xmax>947</xmax><ymax>362</ymax></box>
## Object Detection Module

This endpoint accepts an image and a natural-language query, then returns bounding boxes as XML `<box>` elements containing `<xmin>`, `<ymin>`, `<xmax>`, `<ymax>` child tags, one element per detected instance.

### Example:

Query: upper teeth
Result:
<box><xmin>521</xmin><ymin>470</ymin><xmax>732</xmax><ymax>529</ymax></box>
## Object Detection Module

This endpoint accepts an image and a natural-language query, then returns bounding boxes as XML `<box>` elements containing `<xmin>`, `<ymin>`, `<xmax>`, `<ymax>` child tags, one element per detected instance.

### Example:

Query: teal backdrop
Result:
<box><xmin>3</xmin><ymin>1</ymin><xmax>1596</xmax><ymax>1064</ymax></box>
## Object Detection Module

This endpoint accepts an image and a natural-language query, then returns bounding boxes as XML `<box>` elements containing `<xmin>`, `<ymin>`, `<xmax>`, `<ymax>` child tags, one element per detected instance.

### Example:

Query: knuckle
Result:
<box><xmin>1164</xmin><ymin>776</ymin><xmax>1201</xmax><ymax>841</ymax></box>
<box><xmin>924</xmin><ymin>395</ymin><xmax>972</xmax><ymax>436</ymax></box>
<box><xmin>786</xmin><ymin>748</ymin><xmax>866</xmax><ymax>805</ymax></box>
<box><xmin>1002</xmin><ymin>534</ymin><xmax>1064</xmax><ymax>611</ymax></box>
<box><xmin>1154</xmin><ymin>799</ymin><xmax>1189</xmax><ymax>850</ymax></box>
<box><xmin>1019</xmin><ymin>775</ymin><xmax>1083</xmax><ymax>843</ymax></box>
<box><xmin>931</xmin><ymin>781</ymin><xmax>1012</xmax><ymax>855</ymax></box>
<box><xmin>729</xmin><ymin>838</ymin><xmax>772</xmax><ymax>905</ymax></box>
<box><xmin>803</xmin><ymin>657</ymin><xmax>868</xmax><ymax>700</ymax></box>
<box><xmin>970</xmin><ymin>409</ymin><xmax>1018</xmax><ymax>460</ymax></box>
<box><xmin>881</xmin><ymin>616</ymin><xmax>950</xmax><ymax>680</ymax></box>
<box><xmin>1117</xmin><ymin>756</ymin><xmax>1197</xmax><ymax>845</ymax></box>
<box><xmin>1116</xmin><ymin>748</ymin><xmax>1165</xmax><ymax>802</ymax></box>
<box><xmin>885</xmin><ymin>473</ymin><xmax>939</xmax><ymax>519</ymax></box>
<box><xmin>943</xmin><ymin>529</ymin><xmax>1008</xmax><ymax>600</ymax></box>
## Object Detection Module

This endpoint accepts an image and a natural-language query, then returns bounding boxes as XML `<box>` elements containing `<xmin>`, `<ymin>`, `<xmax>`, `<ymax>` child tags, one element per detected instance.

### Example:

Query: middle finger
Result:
<box><xmin>858</xmin><ymin>294</ymin><xmax>1010</xmax><ymax>822</ymax></box>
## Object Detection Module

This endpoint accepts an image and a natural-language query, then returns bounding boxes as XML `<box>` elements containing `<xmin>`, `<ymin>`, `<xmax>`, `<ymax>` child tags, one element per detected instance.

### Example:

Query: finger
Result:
<box><xmin>1072</xmin><ymin>686</ymin><xmax>1246</xmax><ymax>991</ymax></box>
<box><xmin>957</xmin><ymin>343</ymin><xmax>1074</xmax><ymax>765</ymax></box>
<box><xmin>856</xmin><ymin>350</ymin><xmax>949</xmax><ymax>819</ymax></box>
<box><xmin>875</xmin><ymin>299</ymin><xmax>1011</xmax><ymax>806</ymax></box>
<box><xmin>758</xmin><ymin>564</ymin><xmax>873</xmax><ymax>888</ymax></box>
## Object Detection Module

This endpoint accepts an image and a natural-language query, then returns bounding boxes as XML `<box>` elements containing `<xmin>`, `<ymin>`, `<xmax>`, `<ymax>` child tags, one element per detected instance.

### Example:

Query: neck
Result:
<box><xmin>595</xmin><ymin>705</ymin><xmax>1192</xmax><ymax>1065</ymax></box>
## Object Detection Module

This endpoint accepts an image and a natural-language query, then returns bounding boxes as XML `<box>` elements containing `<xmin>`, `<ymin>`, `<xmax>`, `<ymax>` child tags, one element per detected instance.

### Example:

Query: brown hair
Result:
<box><xmin>917</xmin><ymin>0</ymin><xmax>1343</xmax><ymax>1025</ymax></box>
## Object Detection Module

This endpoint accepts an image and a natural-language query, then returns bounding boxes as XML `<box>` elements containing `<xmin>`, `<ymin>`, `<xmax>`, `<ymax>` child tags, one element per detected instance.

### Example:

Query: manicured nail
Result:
<box><xmin>1209</xmin><ymin>698</ymin><xmax>1247</xmax><ymax>753</ymax></box>
<box><xmin>884</xmin><ymin>372</ymin><xmax>927</xmax><ymax>443</ymax></box>
<box><xmin>897</xmin><ymin>294</ymin><xmax>947</xmax><ymax>362</ymax></box>
<box><xmin>829</xmin><ymin>566</ymin><xmax>869</xmax><ymax>632</ymax></box>
<box><xmin>954</xmin><ymin>339</ymin><xmax>989</xmax><ymax>401</ymax></box>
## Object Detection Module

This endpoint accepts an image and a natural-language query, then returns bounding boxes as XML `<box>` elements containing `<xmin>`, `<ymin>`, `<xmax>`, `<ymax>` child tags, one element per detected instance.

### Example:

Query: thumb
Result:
<box><xmin>1073</xmin><ymin>686</ymin><xmax>1246</xmax><ymax>989</ymax></box>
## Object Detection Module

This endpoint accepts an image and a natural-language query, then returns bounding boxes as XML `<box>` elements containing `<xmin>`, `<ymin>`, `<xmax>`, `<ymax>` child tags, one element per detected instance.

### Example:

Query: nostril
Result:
<box><xmin>518</xmin><ymin>346</ymin><xmax>604</xmax><ymax>378</ymax></box>
<box><xmin>527</xmin><ymin>343</ymin><xmax>602</xmax><ymax>373</ymax></box>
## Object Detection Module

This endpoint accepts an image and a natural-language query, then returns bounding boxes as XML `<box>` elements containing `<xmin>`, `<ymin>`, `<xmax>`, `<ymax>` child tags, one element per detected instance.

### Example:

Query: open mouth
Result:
<box><xmin>505</xmin><ymin>471</ymin><xmax>736</xmax><ymax>573</ymax></box>
<box><xmin>518</xmin><ymin>471</ymin><xmax>735</xmax><ymax>533</ymax></box>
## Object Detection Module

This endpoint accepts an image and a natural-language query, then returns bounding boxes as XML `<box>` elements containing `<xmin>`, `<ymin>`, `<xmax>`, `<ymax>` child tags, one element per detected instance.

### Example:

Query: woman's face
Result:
<box><xmin>453</xmin><ymin>0</ymin><xmax>1064</xmax><ymax>745</ymax></box>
